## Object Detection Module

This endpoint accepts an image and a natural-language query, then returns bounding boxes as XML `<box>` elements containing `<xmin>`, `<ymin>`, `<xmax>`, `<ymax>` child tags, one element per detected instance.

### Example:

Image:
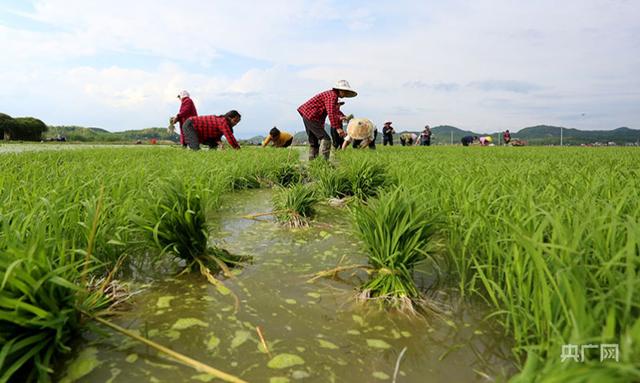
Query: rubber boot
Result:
<box><xmin>320</xmin><ymin>139</ymin><xmax>331</xmax><ymax>160</ymax></box>
<box><xmin>309</xmin><ymin>145</ymin><xmax>319</xmax><ymax>160</ymax></box>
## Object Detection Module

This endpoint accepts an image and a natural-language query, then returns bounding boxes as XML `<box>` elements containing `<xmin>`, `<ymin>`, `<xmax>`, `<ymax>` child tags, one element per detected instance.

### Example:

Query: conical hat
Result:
<box><xmin>346</xmin><ymin>118</ymin><xmax>374</xmax><ymax>140</ymax></box>
<box><xmin>332</xmin><ymin>80</ymin><xmax>357</xmax><ymax>98</ymax></box>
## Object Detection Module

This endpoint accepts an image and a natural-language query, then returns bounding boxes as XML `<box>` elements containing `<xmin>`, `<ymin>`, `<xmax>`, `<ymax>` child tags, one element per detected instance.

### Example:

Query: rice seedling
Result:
<box><xmin>268</xmin><ymin>162</ymin><xmax>305</xmax><ymax>187</ymax></box>
<box><xmin>137</xmin><ymin>181</ymin><xmax>248</xmax><ymax>275</ymax></box>
<box><xmin>342</xmin><ymin>158</ymin><xmax>388</xmax><ymax>200</ymax></box>
<box><xmin>379</xmin><ymin>146</ymin><xmax>640</xmax><ymax>379</ymax></box>
<box><xmin>0</xmin><ymin>224</ymin><xmax>108</xmax><ymax>382</ymax></box>
<box><xmin>309</xmin><ymin>158</ymin><xmax>388</xmax><ymax>200</ymax></box>
<box><xmin>350</xmin><ymin>187</ymin><xmax>440</xmax><ymax>313</ymax></box>
<box><xmin>308</xmin><ymin>160</ymin><xmax>352</xmax><ymax>199</ymax></box>
<box><xmin>272</xmin><ymin>183</ymin><xmax>318</xmax><ymax>228</ymax></box>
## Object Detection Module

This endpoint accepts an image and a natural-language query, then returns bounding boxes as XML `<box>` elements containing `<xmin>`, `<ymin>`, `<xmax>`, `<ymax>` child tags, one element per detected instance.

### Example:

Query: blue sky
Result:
<box><xmin>1</xmin><ymin>0</ymin><xmax>638</xmax><ymax>137</ymax></box>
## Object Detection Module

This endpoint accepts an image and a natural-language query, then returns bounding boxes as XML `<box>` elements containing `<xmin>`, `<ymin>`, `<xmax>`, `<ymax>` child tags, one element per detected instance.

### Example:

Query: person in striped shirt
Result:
<box><xmin>297</xmin><ymin>80</ymin><xmax>357</xmax><ymax>160</ymax></box>
<box><xmin>182</xmin><ymin>110</ymin><xmax>242</xmax><ymax>150</ymax></box>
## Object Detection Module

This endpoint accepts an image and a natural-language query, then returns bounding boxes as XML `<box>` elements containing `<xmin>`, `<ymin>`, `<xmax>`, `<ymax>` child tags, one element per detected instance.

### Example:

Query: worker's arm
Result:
<box><xmin>220</xmin><ymin>121</ymin><xmax>240</xmax><ymax>149</ymax></box>
<box><xmin>325</xmin><ymin>93</ymin><xmax>344</xmax><ymax>133</ymax></box>
<box><xmin>262</xmin><ymin>135</ymin><xmax>271</xmax><ymax>148</ymax></box>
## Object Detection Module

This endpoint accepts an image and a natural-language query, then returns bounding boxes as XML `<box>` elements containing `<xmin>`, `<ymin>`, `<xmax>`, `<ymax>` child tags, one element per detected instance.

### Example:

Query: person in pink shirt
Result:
<box><xmin>172</xmin><ymin>90</ymin><xmax>198</xmax><ymax>147</ymax></box>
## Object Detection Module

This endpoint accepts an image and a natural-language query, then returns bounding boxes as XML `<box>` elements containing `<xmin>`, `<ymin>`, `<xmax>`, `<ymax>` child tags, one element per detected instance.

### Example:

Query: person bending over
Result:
<box><xmin>297</xmin><ymin>80</ymin><xmax>357</xmax><ymax>160</ymax></box>
<box><xmin>262</xmin><ymin>127</ymin><xmax>294</xmax><ymax>148</ymax></box>
<box><xmin>183</xmin><ymin>110</ymin><xmax>242</xmax><ymax>150</ymax></box>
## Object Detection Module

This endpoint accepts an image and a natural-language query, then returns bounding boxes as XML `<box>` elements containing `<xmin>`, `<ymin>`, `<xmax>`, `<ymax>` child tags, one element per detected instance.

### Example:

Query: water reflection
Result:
<box><xmin>61</xmin><ymin>189</ymin><xmax>516</xmax><ymax>382</ymax></box>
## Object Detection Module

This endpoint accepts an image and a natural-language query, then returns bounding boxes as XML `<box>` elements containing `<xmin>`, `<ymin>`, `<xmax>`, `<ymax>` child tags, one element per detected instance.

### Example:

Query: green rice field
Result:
<box><xmin>0</xmin><ymin>145</ymin><xmax>638</xmax><ymax>382</ymax></box>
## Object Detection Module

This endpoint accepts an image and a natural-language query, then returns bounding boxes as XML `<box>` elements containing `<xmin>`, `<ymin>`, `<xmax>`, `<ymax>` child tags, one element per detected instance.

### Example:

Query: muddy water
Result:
<box><xmin>61</xmin><ymin>189</ymin><xmax>516</xmax><ymax>383</ymax></box>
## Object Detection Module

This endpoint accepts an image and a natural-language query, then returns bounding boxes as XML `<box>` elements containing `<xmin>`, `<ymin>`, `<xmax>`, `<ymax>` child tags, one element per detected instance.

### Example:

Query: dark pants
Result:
<box><xmin>179</xmin><ymin>123</ymin><xmax>187</xmax><ymax>147</ymax></box>
<box><xmin>330</xmin><ymin>127</ymin><xmax>344</xmax><ymax>149</ymax></box>
<box><xmin>203</xmin><ymin>138</ymin><xmax>219</xmax><ymax>149</ymax></box>
<box><xmin>302</xmin><ymin>117</ymin><xmax>331</xmax><ymax>160</ymax></box>
<box><xmin>352</xmin><ymin>130</ymin><xmax>377</xmax><ymax>149</ymax></box>
<box><xmin>282</xmin><ymin>137</ymin><xmax>293</xmax><ymax>148</ymax></box>
<box><xmin>420</xmin><ymin>138</ymin><xmax>431</xmax><ymax>146</ymax></box>
<box><xmin>383</xmin><ymin>134</ymin><xmax>393</xmax><ymax>146</ymax></box>
<box><xmin>183</xmin><ymin>119</ymin><xmax>201</xmax><ymax>150</ymax></box>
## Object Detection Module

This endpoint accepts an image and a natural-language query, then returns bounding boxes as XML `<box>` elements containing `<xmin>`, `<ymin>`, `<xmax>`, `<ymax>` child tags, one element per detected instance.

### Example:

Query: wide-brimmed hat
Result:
<box><xmin>384</xmin><ymin>121</ymin><xmax>392</xmax><ymax>125</ymax></box>
<box><xmin>332</xmin><ymin>80</ymin><xmax>357</xmax><ymax>98</ymax></box>
<box><xmin>346</xmin><ymin>118</ymin><xmax>374</xmax><ymax>140</ymax></box>
<box><xmin>177</xmin><ymin>90</ymin><xmax>190</xmax><ymax>99</ymax></box>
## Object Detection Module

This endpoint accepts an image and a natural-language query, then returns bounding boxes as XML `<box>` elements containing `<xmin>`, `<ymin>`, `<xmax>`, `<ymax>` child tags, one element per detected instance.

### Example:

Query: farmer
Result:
<box><xmin>503</xmin><ymin>130</ymin><xmax>511</xmax><ymax>145</ymax></box>
<box><xmin>262</xmin><ymin>127</ymin><xmax>294</xmax><ymax>148</ymax></box>
<box><xmin>171</xmin><ymin>90</ymin><xmax>198</xmax><ymax>147</ymax></box>
<box><xmin>382</xmin><ymin>122</ymin><xmax>395</xmax><ymax>146</ymax></box>
<box><xmin>400</xmin><ymin>132</ymin><xmax>417</xmax><ymax>146</ymax></box>
<box><xmin>419</xmin><ymin>125</ymin><xmax>432</xmax><ymax>146</ymax></box>
<box><xmin>182</xmin><ymin>110</ymin><xmax>242</xmax><ymax>151</ymax></box>
<box><xmin>461</xmin><ymin>135</ymin><xmax>478</xmax><ymax>146</ymax></box>
<box><xmin>298</xmin><ymin>80</ymin><xmax>357</xmax><ymax>160</ymax></box>
<box><xmin>479</xmin><ymin>136</ymin><xmax>493</xmax><ymax>146</ymax></box>
<box><xmin>341</xmin><ymin>118</ymin><xmax>377</xmax><ymax>150</ymax></box>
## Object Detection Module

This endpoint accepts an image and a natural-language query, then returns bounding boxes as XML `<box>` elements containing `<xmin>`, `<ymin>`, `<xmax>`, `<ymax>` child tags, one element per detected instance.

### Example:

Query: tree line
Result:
<box><xmin>0</xmin><ymin>113</ymin><xmax>48</xmax><ymax>141</ymax></box>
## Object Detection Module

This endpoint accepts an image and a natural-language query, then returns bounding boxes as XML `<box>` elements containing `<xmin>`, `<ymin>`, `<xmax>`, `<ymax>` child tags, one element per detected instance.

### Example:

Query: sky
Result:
<box><xmin>0</xmin><ymin>0</ymin><xmax>638</xmax><ymax>137</ymax></box>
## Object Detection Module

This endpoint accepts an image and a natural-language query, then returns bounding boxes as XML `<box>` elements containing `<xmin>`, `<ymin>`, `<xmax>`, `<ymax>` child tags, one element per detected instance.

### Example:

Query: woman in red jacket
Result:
<box><xmin>172</xmin><ymin>90</ymin><xmax>198</xmax><ymax>147</ymax></box>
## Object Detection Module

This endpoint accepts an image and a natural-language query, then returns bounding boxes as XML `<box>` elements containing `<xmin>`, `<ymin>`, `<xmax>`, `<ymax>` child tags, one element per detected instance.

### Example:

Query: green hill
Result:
<box><xmin>513</xmin><ymin>125</ymin><xmax>640</xmax><ymax>145</ymax></box>
<box><xmin>45</xmin><ymin>126</ymin><xmax>179</xmax><ymax>142</ymax></box>
<box><xmin>431</xmin><ymin>125</ymin><xmax>481</xmax><ymax>144</ymax></box>
<box><xmin>44</xmin><ymin>123</ymin><xmax>639</xmax><ymax>146</ymax></box>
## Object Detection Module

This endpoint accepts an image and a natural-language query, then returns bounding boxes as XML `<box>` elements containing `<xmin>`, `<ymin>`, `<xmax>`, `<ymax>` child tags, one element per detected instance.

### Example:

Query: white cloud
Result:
<box><xmin>0</xmin><ymin>0</ymin><xmax>638</xmax><ymax>135</ymax></box>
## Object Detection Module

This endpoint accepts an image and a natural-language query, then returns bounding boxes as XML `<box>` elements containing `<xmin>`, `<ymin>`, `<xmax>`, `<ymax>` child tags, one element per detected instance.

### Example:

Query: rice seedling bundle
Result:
<box><xmin>309</xmin><ymin>156</ymin><xmax>389</xmax><ymax>200</ymax></box>
<box><xmin>350</xmin><ymin>187</ymin><xmax>439</xmax><ymax>313</ymax></box>
<box><xmin>272</xmin><ymin>183</ymin><xmax>318</xmax><ymax>228</ymax></box>
<box><xmin>0</xmin><ymin>221</ymin><xmax>107</xmax><ymax>382</ymax></box>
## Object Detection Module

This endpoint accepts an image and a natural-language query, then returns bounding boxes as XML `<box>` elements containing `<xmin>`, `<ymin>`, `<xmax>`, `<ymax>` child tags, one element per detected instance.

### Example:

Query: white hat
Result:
<box><xmin>177</xmin><ymin>90</ymin><xmax>190</xmax><ymax>99</ymax></box>
<box><xmin>332</xmin><ymin>80</ymin><xmax>357</xmax><ymax>98</ymax></box>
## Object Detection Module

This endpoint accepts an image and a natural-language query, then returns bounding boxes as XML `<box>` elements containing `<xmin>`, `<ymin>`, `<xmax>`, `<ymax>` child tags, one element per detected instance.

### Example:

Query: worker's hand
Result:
<box><xmin>338</xmin><ymin>128</ymin><xmax>346</xmax><ymax>137</ymax></box>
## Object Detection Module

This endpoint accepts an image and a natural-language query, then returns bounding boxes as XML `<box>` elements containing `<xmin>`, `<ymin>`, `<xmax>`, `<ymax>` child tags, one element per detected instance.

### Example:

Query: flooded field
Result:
<box><xmin>60</xmin><ymin>189</ymin><xmax>515</xmax><ymax>383</ymax></box>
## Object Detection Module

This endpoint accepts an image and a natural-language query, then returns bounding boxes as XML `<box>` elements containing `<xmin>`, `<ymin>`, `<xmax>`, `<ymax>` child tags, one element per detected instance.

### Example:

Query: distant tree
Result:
<box><xmin>9</xmin><ymin>117</ymin><xmax>48</xmax><ymax>141</ymax></box>
<box><xmin>0</xmin><ymin>113</ymin><xmax>16</xmax><ymax>140</ymax></box>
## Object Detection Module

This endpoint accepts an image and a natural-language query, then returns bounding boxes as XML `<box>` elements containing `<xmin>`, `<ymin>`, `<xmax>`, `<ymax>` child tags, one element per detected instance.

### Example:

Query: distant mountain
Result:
<box><xmin>46</xmin><ymin>126</ymin><xmax>179</xmax><ymax>142</ymax></box>
<box><xmin>45</xmin><ymin>124</ymin><xmax>639</xmax><ymax>146</ymax></box>
<box><xmin>512</xmin><ymin>125</ymin><xmax>640</xmax><ymax>145</ymax></box>
<box><xmin>415</xmin><ymin>125</ymin><xmax>639</xmax><ymax>146</ymax></box>
<box><xmin>242</xmin><ymin>135</ymin><xmax>266</xmax><ymax>145</ymax></box>
<box><xmin>431</xmin><ymin>125</ymin><xmax>482</xmax><ymax>144</ymax></box>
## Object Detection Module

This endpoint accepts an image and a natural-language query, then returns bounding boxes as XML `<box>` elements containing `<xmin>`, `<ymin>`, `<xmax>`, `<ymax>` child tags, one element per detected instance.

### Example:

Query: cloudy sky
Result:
<box><xmin>1</xmin><ymin>0</ymin><xmax>638</xmax><ymax>137</ymax></box>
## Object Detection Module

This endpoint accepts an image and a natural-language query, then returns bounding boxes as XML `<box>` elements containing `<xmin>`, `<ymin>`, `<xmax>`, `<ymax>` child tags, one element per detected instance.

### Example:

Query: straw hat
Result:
<box><xmin>332</xmin><ymin>80</ymin><xmax>357</xmax><ymax>98</ymax></box>
<box><xmin>346</xmin><ymin>118</ymin><xmax>374</xmax><ymax>140</ymax></box>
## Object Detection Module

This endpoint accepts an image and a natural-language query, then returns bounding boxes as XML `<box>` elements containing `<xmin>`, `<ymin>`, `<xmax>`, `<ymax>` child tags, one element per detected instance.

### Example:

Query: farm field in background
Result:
<box><xmin>0</xmin><ymin>146</ymin><xmax>638</xmax><ymax>382</ymax></box>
